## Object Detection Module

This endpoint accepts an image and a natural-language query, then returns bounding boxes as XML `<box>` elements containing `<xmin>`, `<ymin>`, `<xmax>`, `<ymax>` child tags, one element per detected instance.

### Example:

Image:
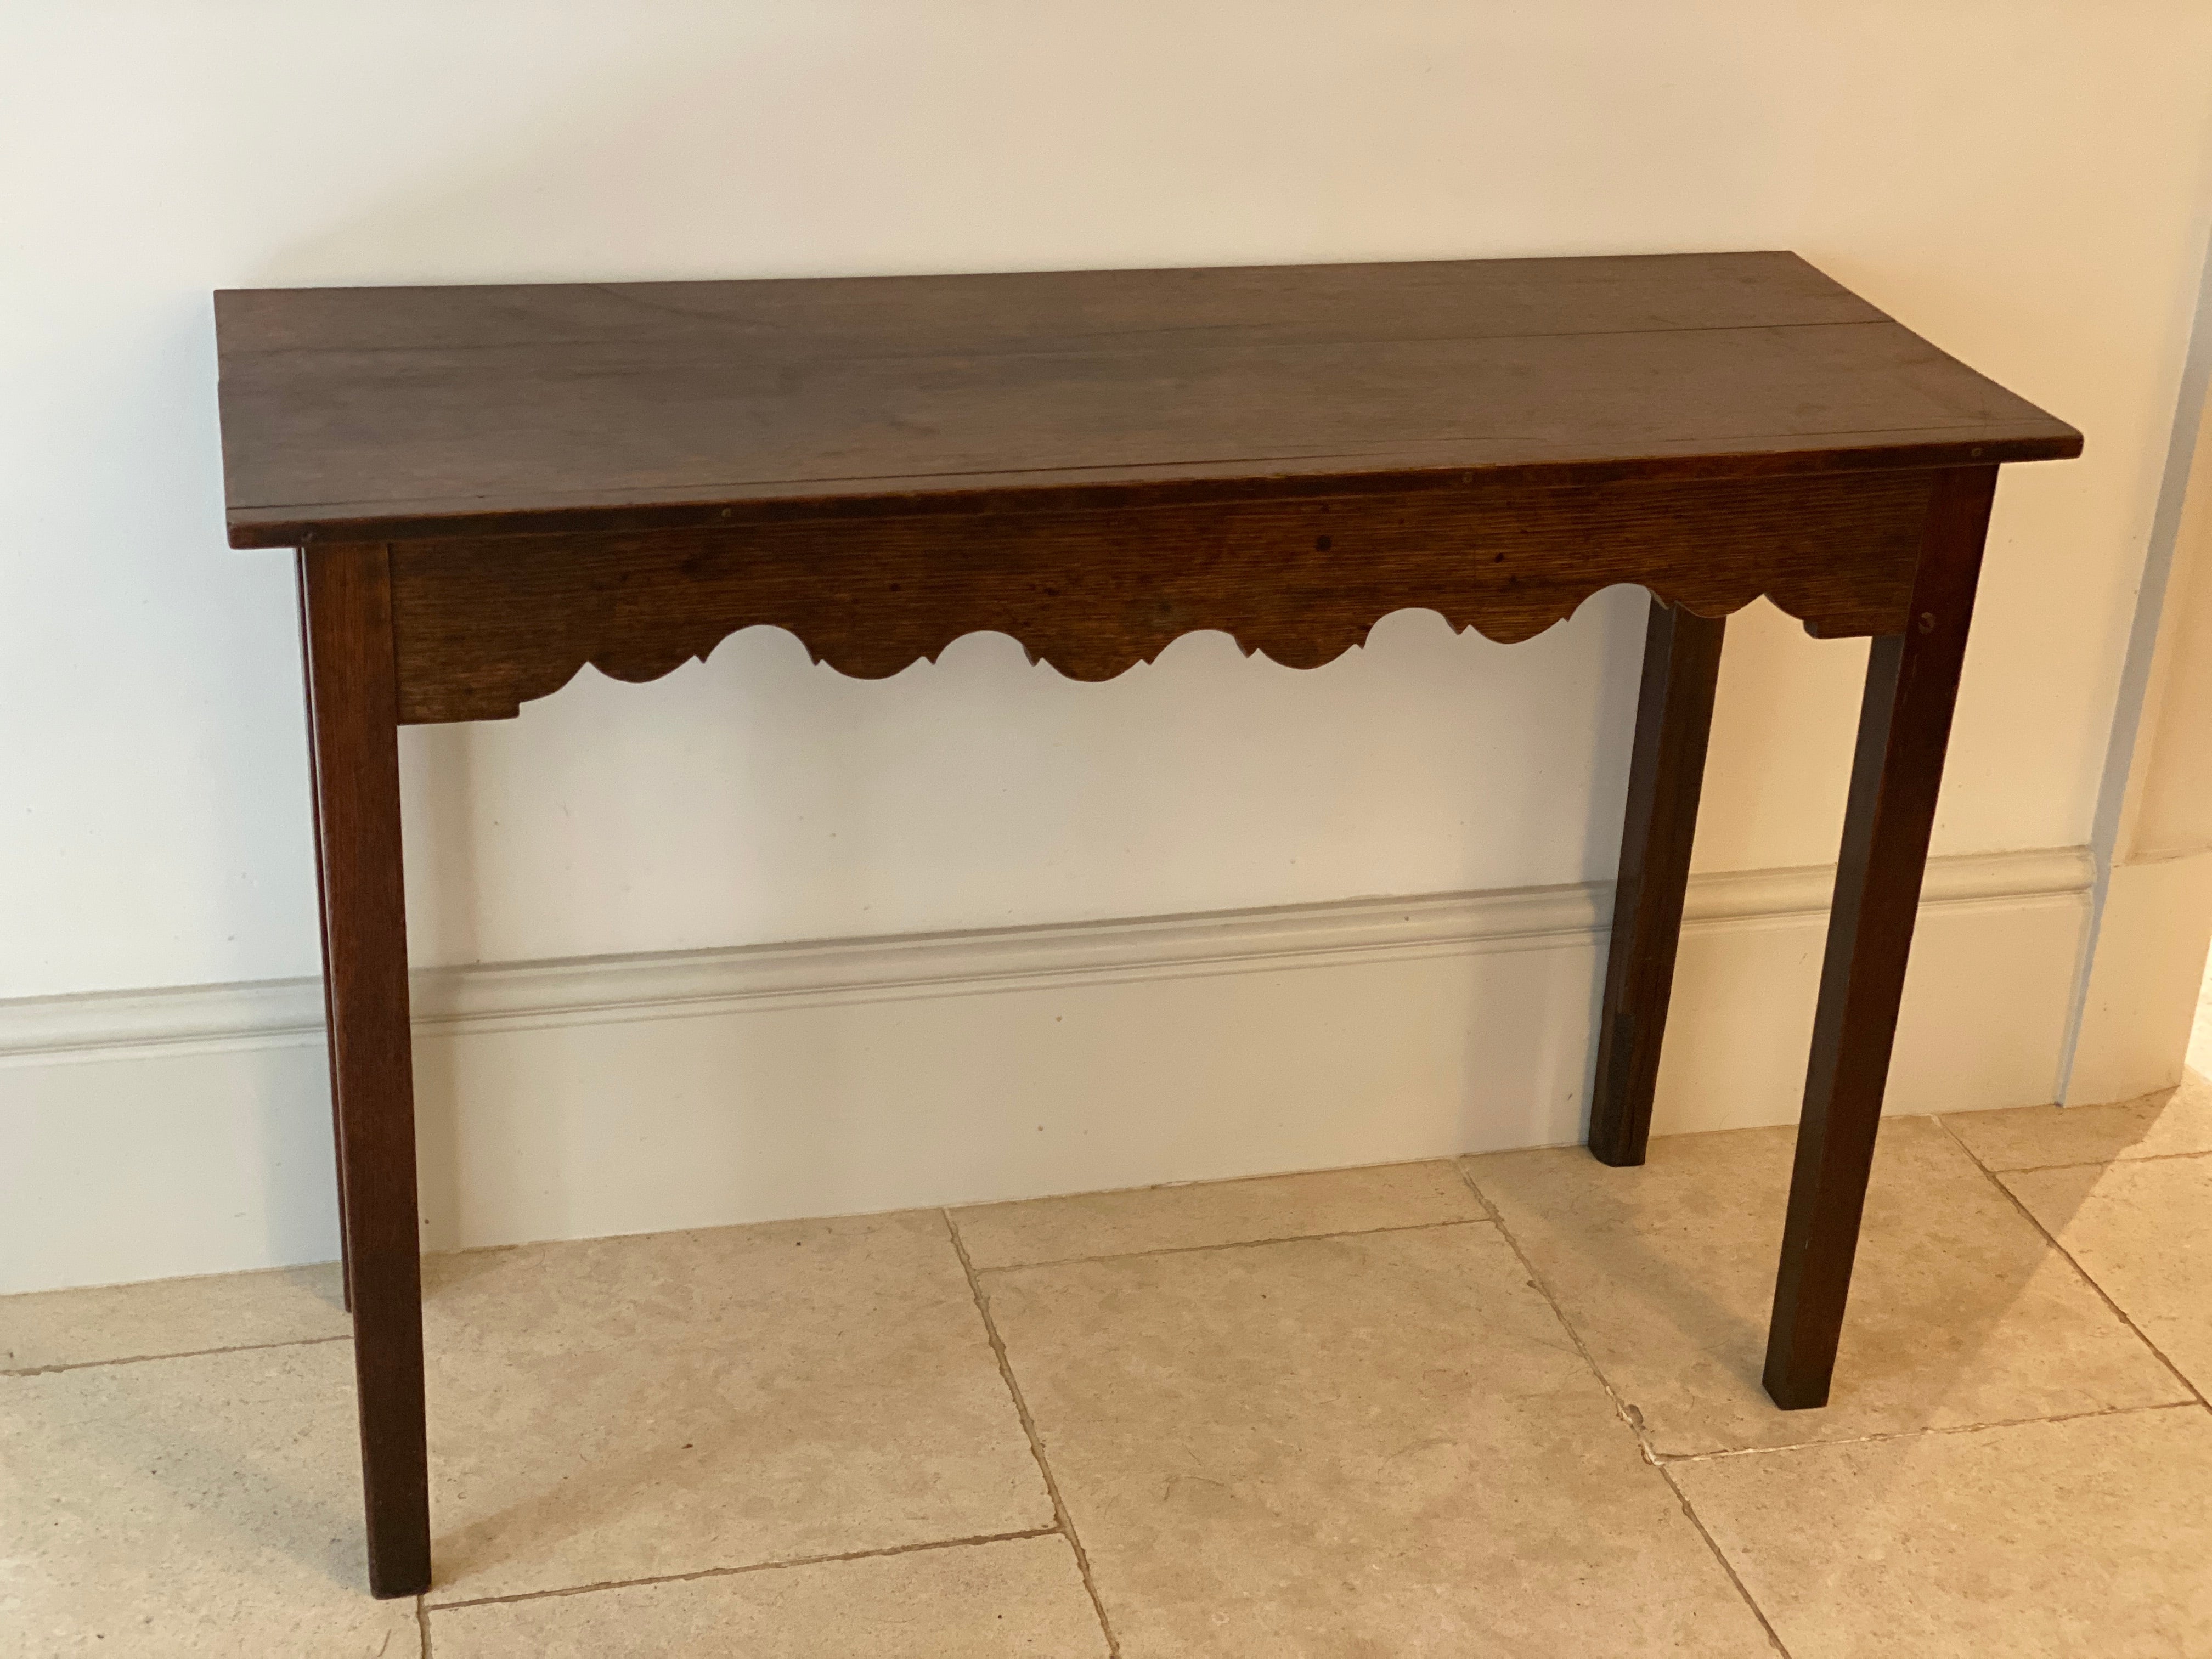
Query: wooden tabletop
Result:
<box><xmin>215</xmin><ymin>252</ymin><xmax>2079</xmax><ymax>549</ymax></box>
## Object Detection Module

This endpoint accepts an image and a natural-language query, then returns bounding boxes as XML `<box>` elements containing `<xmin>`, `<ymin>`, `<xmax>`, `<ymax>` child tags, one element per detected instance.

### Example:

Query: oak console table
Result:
<box><xmin>214</xmin><ymin>252</ymin><xmax>2079</xmax><ymax>1597</ymax></box>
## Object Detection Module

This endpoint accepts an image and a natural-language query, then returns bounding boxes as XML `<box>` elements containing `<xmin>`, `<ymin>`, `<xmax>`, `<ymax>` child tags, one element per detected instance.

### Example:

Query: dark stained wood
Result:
<box><xmin>214</xmin><ymin>255</ymin><xmax>2083</xmax><ymax>1597</ymax></box>
<box><xmin>1588</xmin><ymin>599</ymin><xmax>1726</xmax><ymax>1167</ymax></box>
<box><xmin>216</xmin><ymin>253</ymin><xmax>2078</xmax><ymax>551</ymax></box>
<box><xmin>300</xmin><ymin>541</ymin><xmax>431</xmax><ymax>1598</ymax></box>
<box><xmin>389</xmin><ymin>469</ymin><xmax>1927</xmax><ymax>724</ymax></box>
<box><xmin>295</xmin><ymin>566</ymin><xmax>353</xmax><ymax>1313</ymax></box>
<box><xmin>1763</xmin><ymin>466</ymin><xmax>1999</xmax><ymax>1410</ymax></box>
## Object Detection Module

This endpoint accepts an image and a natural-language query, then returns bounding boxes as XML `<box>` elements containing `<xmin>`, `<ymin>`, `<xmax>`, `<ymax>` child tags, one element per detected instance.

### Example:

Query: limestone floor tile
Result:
<box><xmin>2004</xmin><ymin>1152</ymin><xmax>2212</xmax><ymax>1395</ymax></box>
<box><xmin>983</xmin><ymin>1222</ymin><xmax>1777</xmax><ymax>1657</ymax></box>
<box><xmin>952</xmin><ymin>1160</ymin><xmax>1482</xmax><ymax>1270</ymax></box>
<box><xmin>0</xmin><ymin>1341</ymin><xmax>418</xmax><ymax>1656</ymax></box>
<box><xmin>1673</xmin><ymin>1405</ymin><xmax>2212</xmax><ymax>1657</ymax></box>
<box><xmin>0</xmin><ymin>1261</ymin><xmax>348</xmax><ymax>1373</ymax></box>
<box><xmin>1942</xmin><ymin>1070</ymin><xmax>2212</xmax><ymax>1171</ymax></box>
<box><xmin>420</xmin><ymin>1211</ymin><xmax>1049</xmax><ymax>1605</ymax></box>
<box><xmin>1465</xmin><ymin>1116</ymin><xmax>2186</xmax><ymax>1457</ymax></box>
<box><xmin>430</xmin><ymin>1533</ymin><xmax>1107</xmax><ymax>1657</ymax></box>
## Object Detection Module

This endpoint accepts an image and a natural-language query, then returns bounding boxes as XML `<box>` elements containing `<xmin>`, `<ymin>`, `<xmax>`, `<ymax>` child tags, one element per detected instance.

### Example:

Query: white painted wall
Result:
<box><xmin>2066</xmin><ymin>346</ymin><xmax>2212</xmax><ymax>1104</ymax></box>
<box><xmin>5</xmin><ymin>2</ymin><xmax>2211</xmax><ymax>1290</ymax></box>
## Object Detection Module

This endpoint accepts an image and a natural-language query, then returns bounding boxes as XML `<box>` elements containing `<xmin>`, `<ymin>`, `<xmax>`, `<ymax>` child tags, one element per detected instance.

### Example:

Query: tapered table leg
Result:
<box><xmin>298</xmin><ymin>580</ymin><xmax>354</xmax><ymax>1314</ymax></box>
<box><xmin>300</xmin><ymin>541</ymin><xmax>432</xmax><ymax>1596</ymax></box>
<box><xmin>1589</xmin><ymin>598</ymin><xmax>1726</xmax><ymax>1167</ymax></box>
<box><xmin>1763</xmin><ymin>466</ymin><xmax>1998</xmax><ymax>1409</ymax></box>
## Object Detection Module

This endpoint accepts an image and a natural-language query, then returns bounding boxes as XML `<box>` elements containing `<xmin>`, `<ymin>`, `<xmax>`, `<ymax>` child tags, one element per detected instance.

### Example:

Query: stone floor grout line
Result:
<box><xmin>943</xmin><ymin>1209</ymin><xmax>1124</xmax><ymax>1659</ymax></box>
<box><xmin>1448</xmin><ymin>1161</ymin><xmax>1657</xmax><ymax>1457</ymax></box>
<box><xmin>1449</xmin><ymin>1160</ymin><xmax>1795</xmax><ymax>1658</ymax></box>
<box><xmin>970</xmin><ymin>1214</ymin><xmax>1491</xmax><ymax>1277</ymax></box>
<box><xmin>949</xmin><ymin>1156</ymin><xmax>1467</xmax><ymax>1217</ymax></box>
<box><xmin>1651</xmin><ymin>1460</ymin><xmax>1796</xmax><ymax>1659</ymax></box>
<box><xmin>1655</xmin><ymin>1398</ymin><xmax>2207</xmax><ymax>1464</ymax></box>
<box><xmin>0</xmin><ymin>1331</ymin><xmax>352</xmax><ymax>1379</ymax></box>
<box><xmin>1933</xmin><ymin>1114</ymin><xmax>2211</xmax><ymax>1410</ymax></box>
<box><xmin>1968</xmin><ymin>1144</ymin><xmax>2212</xmax><ymax>1176</ymax></box>
<box><xmin>425</xmin><ymin>1526</ymin><xmax>1063</xmax><ymax>1615</ymax></box>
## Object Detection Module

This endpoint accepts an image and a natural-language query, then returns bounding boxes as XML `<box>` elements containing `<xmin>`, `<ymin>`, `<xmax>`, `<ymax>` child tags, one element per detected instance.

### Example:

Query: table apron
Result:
<box><xmin>379</xmin><ymin>468</ymin><xmax>1938</xmax><ymax>724</ymax></box>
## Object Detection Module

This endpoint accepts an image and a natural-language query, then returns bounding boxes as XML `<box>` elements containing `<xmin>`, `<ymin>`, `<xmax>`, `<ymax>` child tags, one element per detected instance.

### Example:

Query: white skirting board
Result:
<box><xmin>0</xmin><ymin>847</ymin><xmax>2091</xmax><ymax>1295</ymax></box>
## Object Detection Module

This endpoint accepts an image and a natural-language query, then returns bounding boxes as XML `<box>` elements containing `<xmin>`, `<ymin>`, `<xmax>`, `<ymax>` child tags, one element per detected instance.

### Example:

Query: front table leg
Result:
<box><xmin>300</xmin><ymin>541</ymin><xmax>433</xmax><ymax>1596</ymax></box>
<box><xmin>1763</xmin><ymin>467</ymin><xmax>1997</xmax><ymax>1409</ymax></box>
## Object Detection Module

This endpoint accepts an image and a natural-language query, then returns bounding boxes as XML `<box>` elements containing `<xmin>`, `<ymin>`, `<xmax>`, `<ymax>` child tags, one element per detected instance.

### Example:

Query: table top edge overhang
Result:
<box><xmin>208</xmin><ymin>247</ymin><xmax>1846</xmax><ymax>319</ymax></box>
<box><xmin>224</xmin><ymin>432</ymin><xmax>2081</xmax><ymax>551</ymax></box>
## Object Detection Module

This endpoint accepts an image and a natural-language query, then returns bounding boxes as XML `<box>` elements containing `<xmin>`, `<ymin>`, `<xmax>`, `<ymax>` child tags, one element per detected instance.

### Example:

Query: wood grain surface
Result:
<box><xmin>216</xmin><ymin>252</ymin><xmax>2079</xmax><ymax>550</ymax></box>
<box><xmin>385</xmin><ymin>466</ymin><xmax>1937</xmax><ymax>721</ymax></box>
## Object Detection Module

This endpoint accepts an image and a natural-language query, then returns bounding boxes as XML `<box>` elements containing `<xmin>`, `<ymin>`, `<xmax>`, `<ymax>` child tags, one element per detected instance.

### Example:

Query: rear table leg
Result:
<box><xmin>1588</xmin><ymin>597</ymin><xmax>1725</xmax><ymax>1167</ymax></box>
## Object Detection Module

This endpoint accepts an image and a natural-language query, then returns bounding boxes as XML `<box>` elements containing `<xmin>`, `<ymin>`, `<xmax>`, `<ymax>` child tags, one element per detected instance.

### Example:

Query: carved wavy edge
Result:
<box><xmin>476</xmin><ymin>575</ymin><xmax>1877</xmax><ymax>720</ymax></box>
<box><xmin>391</xmin><ymin>458</ymin><xmax>1937</xmax><ymax>720</ymax></box>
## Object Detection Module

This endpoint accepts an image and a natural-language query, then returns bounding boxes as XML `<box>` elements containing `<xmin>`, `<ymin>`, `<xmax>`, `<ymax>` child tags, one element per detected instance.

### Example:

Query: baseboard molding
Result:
<box><xmin>2062</xmin><ymin>847</ymin><xmax>2212</xmax><ymax>1103</ymax></box>
<box><xmin>0</xmin><ymin>845</ymin><xmax>2092</xmax><ymax>1063</ymax></box>
<box><xmin>0</xmin><ymin>847</ymin><xmax>2092</xmax><ymax>1295</ymax></box>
